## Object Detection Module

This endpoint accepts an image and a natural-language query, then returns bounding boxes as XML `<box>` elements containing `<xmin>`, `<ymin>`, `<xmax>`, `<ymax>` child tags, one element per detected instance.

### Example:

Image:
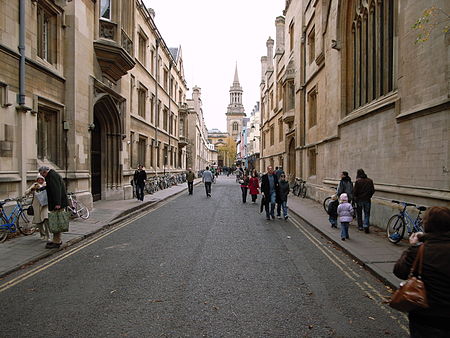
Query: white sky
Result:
<box><xmin>143</xmin><ymin>0</ymin><xmax>285</xmax><ymax>132</ymax></box>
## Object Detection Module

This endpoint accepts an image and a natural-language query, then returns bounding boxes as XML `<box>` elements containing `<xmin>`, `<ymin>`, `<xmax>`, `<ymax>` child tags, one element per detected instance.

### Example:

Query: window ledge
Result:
<box><xmin>395</xmin><ymin>97</ymin><xmax>449</xmax><ymax>122</ymax></box>
<box><xmin>338</xmin><ymin>91</ymin><xmax>399</xmax><ymax>126</ymax></box>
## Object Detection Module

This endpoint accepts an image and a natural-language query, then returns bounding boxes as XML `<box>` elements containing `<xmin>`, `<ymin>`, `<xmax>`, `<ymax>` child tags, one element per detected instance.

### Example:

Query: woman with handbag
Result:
<box><xmin>248</xmin><ymin>171</ymin><xmax>260</xmax><ymax>203</ymax></box>
<box><xmin>393</xmin><ymin>206</ymin><xmax>450</xmax><ymax>337</ymax></box>
<box><xmin>25</xmin><ymin>174</ymin><xmax>49</xmax><ymax>241</ymax></box>
<box><xmin>239</xmin><ymin>174</ymin><xmax>250</xmax><ymax>203</ymax></box>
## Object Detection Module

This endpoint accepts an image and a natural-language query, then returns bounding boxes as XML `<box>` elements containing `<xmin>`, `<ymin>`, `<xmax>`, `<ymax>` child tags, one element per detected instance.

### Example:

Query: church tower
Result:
<box><xmin>226</xmin><ymin>64</ymin><xmax>246</xmax><ymax>139</ymax></box>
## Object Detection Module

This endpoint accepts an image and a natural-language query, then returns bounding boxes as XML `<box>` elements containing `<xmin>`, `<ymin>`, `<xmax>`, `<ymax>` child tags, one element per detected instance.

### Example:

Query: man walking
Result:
<box><xmin>202</xmin><ymin>166</ymin><xmax>214</xmax><ymax>197</ymax></box>
<box><xmin>353</xmin><ymin>168</ymin><xmax>375</xmax><ymax>233</ymax></box>
<box><xmin>133</xmin><ymin>164</ymin><xmax>147</xmax><ymax>201</ymax></box>
<box><xmin>261</xmin><ymin>166</ymin><xmax>279</xmax><ymax>220</ymax></box>
<box><xmin>186</xmin><ymin>168</ymin><xmax>195</xmax><ymax>195</ymax></box>
<box><xmin>38</xmin><ymin>166</ymin><xmax>68</xmax><ymax>249</ymax></box>
<box><xmin>275</xmin><ymin>166</ymin><xmax>285</xmax><ymax>180</ymax></box>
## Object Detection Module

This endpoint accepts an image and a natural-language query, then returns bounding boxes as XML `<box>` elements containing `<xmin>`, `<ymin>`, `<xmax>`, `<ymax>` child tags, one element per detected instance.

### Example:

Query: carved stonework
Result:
<box><xmin>100</xmin><ymin>20</ymin><xmax>116</xmax><ymax>40</ymax></box>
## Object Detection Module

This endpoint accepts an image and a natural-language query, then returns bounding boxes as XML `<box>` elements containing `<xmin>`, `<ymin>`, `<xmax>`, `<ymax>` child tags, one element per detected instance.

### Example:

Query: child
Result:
<box><xmin>277</xmin><ymin>174</ymin><xmax>290</xmax><ymax>220</ymax></box>
<box><xmin>337</xmin><ymin>193</ymin><xmax>353</xmax><ymax>240</ymax></box>
<box><xmin>327</xmin><ymin>194</ymin><xmax>339</xmax><ymax>228</ymax></box>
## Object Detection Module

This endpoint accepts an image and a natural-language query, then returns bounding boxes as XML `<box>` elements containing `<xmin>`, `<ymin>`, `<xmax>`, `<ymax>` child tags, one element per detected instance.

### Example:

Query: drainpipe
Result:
<box><xmin>168</xmin><ymin>61</ymin><xmax>172</xmax><ymax>174</ymax></box>
<box><xmin>300</xmin><ymin>27</ymin><xmax>307</xmax><ymax>177</ymax></box>
<box><xmin>18</xmin><ymin>0</ymin><xmax>26</xmax><ymax>106</ymax></box>
<box><xmin>155</xmin><ymin>38</ymin><xmax>159</xmax><ymax>176</ymax></box>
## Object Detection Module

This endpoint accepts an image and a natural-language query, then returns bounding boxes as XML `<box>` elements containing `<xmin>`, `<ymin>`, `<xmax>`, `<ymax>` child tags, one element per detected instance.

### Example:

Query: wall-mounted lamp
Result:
<box><xmin>88</xmin><ymin>123</ymin><xmax>95</xmax><ymax>131</ymax></box>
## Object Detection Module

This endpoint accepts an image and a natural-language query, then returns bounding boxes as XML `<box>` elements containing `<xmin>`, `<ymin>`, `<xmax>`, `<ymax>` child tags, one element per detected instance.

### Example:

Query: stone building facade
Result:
<box><xmin>246</xmin><ymin>102</ymin><xmax>261</xmax><ymax>172</ymax></box>
<box><xmin>185</xmin><ymin>86</ymin><xmax>217</xmax><ymax>172</ymax></box>
<box><xmin>0</xmin><ymin>0</ymin><xmax>190</xmax><ymax>205</ymax></box>
<box><xmin>260</xmin><ymin>0</ymin><xmax>450</xmax><ymax>227</ymax></box>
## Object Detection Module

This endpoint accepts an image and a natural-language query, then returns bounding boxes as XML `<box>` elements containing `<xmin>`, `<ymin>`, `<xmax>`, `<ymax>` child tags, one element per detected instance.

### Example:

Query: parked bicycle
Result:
<box><xmin>386</xmin><ymin>200</ymin><xmax>426</xmax><ymax>244</ymax></box>
<box><xmin>67</xmin><ymin>193</ymin><xmax>90</xmax><ymax>219</ymax></box>
<box><xmin>0</xmin><ymin>197</ymin><xmax>34</xmax><ymax>242</ymax></box>
<box><xmin>291</xmin><ymin>178</ymin><xmax>307</xmax><ymax>198</ymax></box>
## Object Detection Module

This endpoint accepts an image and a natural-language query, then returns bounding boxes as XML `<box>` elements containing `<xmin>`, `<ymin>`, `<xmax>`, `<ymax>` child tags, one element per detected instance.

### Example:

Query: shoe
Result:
<box><xmin>331</xmin><ymin>224</ymin><xmax>337</xmax><ymax>228</ymax></box>
<box><xmin>358</xmin><ymin>227</ymin><xmax>364</xmax><ymax>231</ymax></box>
<box><xmin>266</xmin><ymin>216</ymin><xmax>271</xmax><ymax>220</ymax></box>
<box><xmin>341</xmin><ymin>238</ymin><xmax>345</xmax><ymax>241</ymax></box>
<box><xmin>271</xmin><ymin>215</ymin><xmax>275</xmax><ymax>220</ymax></box>
<box><xmin>346</xmin><ymin>236</ymin><xmax>349</xmax><ymax>239</ymax></box>
<box><xmin>45</xmin><ymin>242</ymin><xmax>61</xmax><ymax>249</ymax></box>
<box><xmin>284</xmin><ymin>216</ymin><xmax>288</xmax><ymax>221</ymax></box>
<box><xmin>364</xmin><ymin>227</ymin><xmax>370</xmax><ymax>233</ymax></box>
<box><xmin>277</xmin><ymin>215</ymin><xmax>282</xmax><ymax>219</ymax></box>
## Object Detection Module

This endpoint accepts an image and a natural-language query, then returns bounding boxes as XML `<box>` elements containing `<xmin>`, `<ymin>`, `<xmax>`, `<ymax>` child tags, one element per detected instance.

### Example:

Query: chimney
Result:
<box><xmin>275</xmin><ymin>16</ymin><xmax>285</xmax><ymax>54</ymax></box>
<box><xmin>260</xmin><ymin>56</ymin><xmax>267</xmax><ymax>83</ymax></box>
<box><xmin>266</xmin><ymin>37</ymin><xmax>274</xmax><ymax>71</ymax></box>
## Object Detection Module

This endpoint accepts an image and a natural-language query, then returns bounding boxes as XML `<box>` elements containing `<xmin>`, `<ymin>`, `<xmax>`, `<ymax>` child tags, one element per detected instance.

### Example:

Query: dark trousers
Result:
<box><xmin>251</xmin><ymin>194</ymin><xmax>257</xmax><ymax>202</ymax></box>
<box><xmin>204</xmin><ymin>182</ymin><xmax>212</xmax><ymax>196</ymax></box>
<box><xmin>410</xmin><ymin>318</ymin><xmax>450</xmax><ymax>338</ymax></box>
<box><xmin>356</xmin><ymin>200</ymin><xmax>371</xmax><ymax>228</ymax></box>
<box><xmin>187</xmin><ymin>181</ymin><xmax>194</xmax><ymax>195</ymax></box>
<box><xmin>241</xmin><ymin>187</ymin><xmax>248</xmax><ymax>203</ymax></box>
<box><xmin>136</xmin><ymin>183</ymin><xmax>145</xmax><ymax>201</ymax></box>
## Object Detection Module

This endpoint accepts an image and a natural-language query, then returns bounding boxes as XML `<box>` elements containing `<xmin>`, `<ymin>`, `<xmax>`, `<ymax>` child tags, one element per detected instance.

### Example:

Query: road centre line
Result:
<box><xmin>0</xmin><ymin>199</ymin><xmax>171</xmax><ymax>293</ymax></box>
<box><xmin>288</xmin><ymin>216</ymin><xmax>408</xmax><ymax>333</ymax></box>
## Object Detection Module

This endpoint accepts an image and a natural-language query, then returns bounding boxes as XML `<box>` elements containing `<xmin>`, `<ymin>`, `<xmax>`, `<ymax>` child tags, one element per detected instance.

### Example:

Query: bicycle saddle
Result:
<box><xmin>416</xmin><ymin>206</ymin><xmax>427</xmax><ymax>211</ymax></box>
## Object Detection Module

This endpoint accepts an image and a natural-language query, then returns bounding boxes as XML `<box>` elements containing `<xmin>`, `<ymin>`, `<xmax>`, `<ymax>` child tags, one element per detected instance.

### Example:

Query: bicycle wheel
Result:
<box><xmin>323</xmin><ymin>196</ymin><xmax>332</xmax><ymax>213</ymax></box>
<box><xmin>292</xmin><ymin>185</ymin><xmax>300</xmax><ymax>196</ymax></box>
<box><xmin>386</xmin><ymin>215</ymin><xmax>405</xmax><ymax>244</ymax></box>
<box><xmin>17</xmin><ymin>211</ymin><xmax>36</xmax><ymax>235</ymax></box>
<box><xmin>300</xmin><ymin>185</ymin><xmax>307</xmax><ymax>198</ymax></box>
<box><xmin>0</xmin><ymin>216</ymin><xmax>8</xmax><ymax>242</ymax></box>
<box><xmin>76</xmin><ymin>202</ymin><xmax>90</xmax><ymax>219</ymax></box>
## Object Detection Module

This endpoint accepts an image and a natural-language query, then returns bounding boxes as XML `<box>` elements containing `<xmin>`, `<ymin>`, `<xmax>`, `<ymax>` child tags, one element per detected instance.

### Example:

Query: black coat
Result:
<box><xmin>134</xmin><ymin>169</ymin><xmax>147</xmax><ymax>186</ymax></box>
<box><xmin>45</xmin><ymin>169</ymin><xmax>68</xmax><ymax>212</ymax></box>
<box><xmin>277</xmin><ymin>180</ymin><xmax>290</xmax><ymax>202</ymax></box>
<box><xmin>260</xmin><ymin>173</ymin><xmax>279</xmax><ymax>197</ymax></box>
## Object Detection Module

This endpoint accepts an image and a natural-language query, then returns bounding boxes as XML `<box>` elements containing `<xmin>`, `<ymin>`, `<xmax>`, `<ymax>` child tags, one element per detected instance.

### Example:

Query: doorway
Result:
<box><xmin>91</xmin><ymin>116</ymin><xmax>101</xmax><ymax>201</ymax></box>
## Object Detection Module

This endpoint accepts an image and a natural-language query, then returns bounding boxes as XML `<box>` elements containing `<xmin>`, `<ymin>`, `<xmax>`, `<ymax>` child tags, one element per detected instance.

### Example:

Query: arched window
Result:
<box><xmin>346</xmin><ymin>0</ymin><xmax>395</xmax><ymax>113</ymax></box>
<box><xmin>232</xmin><ymin>122</ymin><xmax>239</xmax><ymax>131</ymax></box>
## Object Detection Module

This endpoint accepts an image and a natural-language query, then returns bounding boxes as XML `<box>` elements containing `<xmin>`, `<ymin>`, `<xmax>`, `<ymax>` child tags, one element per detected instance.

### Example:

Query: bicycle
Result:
<box><xmin>386</xmin><ymin>200</ymin><xmax>426</xmax><ymax>244</ymax></box>
<box><xmin>0</xmin><ymin>197</ymin><xmax>34</xmax><ymax>242</ymax></box>
<box><xmin>291</xmin><ymin>178</ymin><xmax>307</xmax><ymax>198</ymax></box>
<box><xmin>67</xmin><ymin>193</ymin><xmax>90</xmax><ymax>219</ymax></box>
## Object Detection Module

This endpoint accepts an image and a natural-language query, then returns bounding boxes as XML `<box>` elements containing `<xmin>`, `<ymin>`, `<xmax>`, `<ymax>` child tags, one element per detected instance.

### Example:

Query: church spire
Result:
<box><xmin>233</xmin><ymin>62</ymin><xmax>240</xmax><ymax>85</ymax></box>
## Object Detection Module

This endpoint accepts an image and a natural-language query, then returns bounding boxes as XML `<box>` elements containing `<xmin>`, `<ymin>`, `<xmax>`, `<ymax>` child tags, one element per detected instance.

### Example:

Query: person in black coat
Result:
<box><xmin>133</xmin><ymin>164</ymin><xmax>147</xmax><ymax>201</ymax></box>
<box><xmin>260</xmin><ymin>166</ymin><xmax>280</xmax><ymax>220</ymax></box>
<box><xmin>38</xmin><ymin>166</ymin><xmax>68</xmax><ymax>249</ymax></box>
<box><xmin>276</xmin><ymin>173</ymin><xmax>290</xmax><ymax>220</ymax></box>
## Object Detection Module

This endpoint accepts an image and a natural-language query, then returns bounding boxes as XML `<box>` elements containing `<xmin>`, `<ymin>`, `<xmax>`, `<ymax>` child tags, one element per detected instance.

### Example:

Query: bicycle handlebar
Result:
<box><xmin>391</xmin><ymin>200</ymin><xmax>426</xmax><ymax>211</ymax></box>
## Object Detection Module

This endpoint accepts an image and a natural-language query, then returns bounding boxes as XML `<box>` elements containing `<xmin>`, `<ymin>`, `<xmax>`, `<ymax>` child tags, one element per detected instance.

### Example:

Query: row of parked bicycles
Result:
<box><xmin>142</xmin><ymin>173</ymin><xmax>187</xmax><ymax>195</ymax></box>
<box><xmin>322</xmin><ymin>191</ymin><xmax>426</xmax><ymax>244</ymax></box>
<box><xmin>0</xmin><ymin>193</ymin><xmax>89</xmax><ymax>243</ymax></box>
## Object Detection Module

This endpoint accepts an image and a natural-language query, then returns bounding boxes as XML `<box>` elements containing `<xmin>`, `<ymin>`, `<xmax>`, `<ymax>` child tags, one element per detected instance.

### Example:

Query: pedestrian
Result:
<box><xmin>353</xmin><ymin>168</ymin><xmax>375</xmax><ymax>233</ymax></box>
<box><xmin>275</xmin><ymin>166</ymin><xmax>285</xmax><ymax>180</ymax></box>
<box><xmin>186</xmin><ymin>167</ymin><xmax>195</xmax><ymax>195</ymax></box>
<box><xmin>337</xmin><ymin>171</ymin><xmax>353</xmax><ymax>202</ymax></box>
<box><xmin>248</xmin><ymin>171</ymin><xmax>260</xmax><ymax>203</ymax></box>
<box><xmin>337</xmin><ymin>193</ymin><xmax>353</xmax><ymax>241</ymax></box>
<box><xmin>327</xmin><ymin>194</ymin><xmax>339</xmax><ymax>228</ymax></box>
<box><xmin>202</xmin><ymin>166</ymin><xmax>214</xmax><ymax>197</ymax></box>
<box><xmin>240</xmin><ymin>174</ymin><xmax>250</xmax><ymax>203</ymax></box>
<box><xmin>25</xmin><ymin>174</ymin><xmax>49</xmax><ymax>241</ymax></box>
<box><xmin>38</xmin><ymin>166</ymin><xmax>68</xmax><ymax>249</ymax></box>
<box><xmin>133</xmin><ymin>164</ymin><xmax>147</xmax><ymax>201</ymax></box>
<box><xmin>276</xmin><ymin>173</ymin><xmax>290</xmax><ymax>220</ymax></box>
<box><xmin>261</xmin><ymin>166</ymin><xmax>280</xmax><ymax>220</ymax></box>
<box><xmin>393</xmin><ymin>207</ymin><xmax>450</xmax><ymax>337</ymax></box>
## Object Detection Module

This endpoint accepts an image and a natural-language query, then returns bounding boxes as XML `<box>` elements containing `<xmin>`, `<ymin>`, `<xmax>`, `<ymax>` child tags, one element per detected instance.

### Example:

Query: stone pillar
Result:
<box><xmin>275</xmin><ymin>16</ymin><xmax>285</xmax><ymax>54</ymax></box>
<box><xmin>266</xmin><ymin>37</ymin><xmax>274</xmax><ymax>71</ymax></box>
<box><xmin>261</xmin><ymin>56</ymin><xmax>267</xmax><ymax>82</ymax></box>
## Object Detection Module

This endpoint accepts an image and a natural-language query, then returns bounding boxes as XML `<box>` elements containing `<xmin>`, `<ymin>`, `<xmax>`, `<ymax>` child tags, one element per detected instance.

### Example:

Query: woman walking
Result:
<box><xmin>25</xmin><ymin>174</ymin><xmax>49</xmax><ymax>241</ymax></box>
<box><xmin>248</xmin><ymin>171</ymin><xmax>260</xmax><ymax>203</ymax></box>
<box><xmin>240</xmin><ymin>174</ymin><xmax>250</xmax><ymax>203</ymax></box>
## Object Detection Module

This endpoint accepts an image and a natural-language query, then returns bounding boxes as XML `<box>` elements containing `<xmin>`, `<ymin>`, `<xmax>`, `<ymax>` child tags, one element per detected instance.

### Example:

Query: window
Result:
<box><xmin>232</xmin><ymin>122</ymin><xmax>239</xmax><ymax>132</ymax></box>
<box><xmin>179</xmin><ymin>118</ymin><xmax>185</xmax><ymax>136</ymax></box>
<box><xmin>163</xmin><ymin>68</ymin><xmax>168</xmax><ymax>91</ymax></box>
<box><xmin>348</xmin><ymin>0</ymin><xmax>395</xmax><ymax>112</ymax></box>
<box><xmin>37</xmin><ymin>4</ymin><xmax>57</xmax><ymax>64</ymax></box>
<box><xmin>262</xmin><ymin>132</ymin><xmax>266</xmax><ymax>149</ymax></box>
<box><xmin>150</xmin><ymin>139</ymin><xmax>154</xmax><ymax>167</ymax></box>
<box><xmin>289</xmin><ymin>22</ymin><xmax>294</xmax><ymax>52</ymax></box>
<box><xmin>129</xmin><ymin>132</ymin><xmax>134</xmax><ymax>168</ymax></box>
<box><xmin>308</xmin><ymin>148</ymin><xmax>316</xmax><ymax>176</ymax></box>
<box><xmin>156</xmin><ymin>100</ymin><xmax>161</xmax><ymax>127</ymax></box>
<box><xmin>270</xmin><ymin>91</ymin><xmax>274</xmax><ymax>111</ymax></box>
<box><xmin>137</xmin><ymin>85</ymin><xmax>147</xmax><ymax>118</ymax></box>
<box><xmin>178</xmin><ymin>89</ymin><xmax>182</xmax><ymax>104</ymax></box>
<box><xmin>37</xmin><ymin>106</ymin><xmax>61</xmax><ymax>166</ymax></box>
<box><xmin>277</xmin><ymin>80</ymin><xmax>283</xmax><ymax>103</ymax></box>
<box><xmin>308</xmin><ymin>28</ymin><xmax>315</xmax><ymax>64</ymax></box>
<box><xmin>163</xmin><ymin>108</ymin><xmax>168</xmax><ymax>131</ymax></box>
<box><xmin>150</xmin><ymin>49</ymin><xmax>155</xmax><ymax>75</ymax></box>
<box><xmin>129</xmin><ymin>75</ymin><xmax>135</xmax><ymax>113</ymax></box>
<box><xmin>138</xmin><ymin>136</ymin><xmax>147</xmax><ymax>167</ymax></box>
<box><xmin>278</xmin><ymin>118</ymin><xmax>283</xmax><ymax>142</ymax></box>
<box><xmin>100</xmin><ymin>0</ymin><xmax>111</xmax><ymax>20</ymax></box>
<box><xmin>138</xmin><ymin>33</ymin><xmax>147</xmax><ymax>66</ymax></box>
<box><xmin>163</xmin><ymin>146</ymin><xmax>168</xmax><ymax>165</ymax></box>
<box><xmin>157</xmin><ymin>143</ymin><xmax>160</xmax><ymax>167</ymax></box>
<box><xmin>270</xmin><ymin>125</ymin><xmax>274</xmax><ymax>146</ymax></box>
<box><xmin>285</xmin><ymin>80</ymin><xmax>295</xmax><ymax>111</ymax></box>
<box><xmin>0</xmin><ymin>83</ymin><xmax>8</xmax><ymax>107</ymax></box>
<box><xmin>308</xmin><ymin>88</ymin><xmax>317</xmax><ymax>127</ymax></box>
<box><xmin>150</xmin><ymin>95</ymin><xmax>154</xmax><ymax>124</ymax></box>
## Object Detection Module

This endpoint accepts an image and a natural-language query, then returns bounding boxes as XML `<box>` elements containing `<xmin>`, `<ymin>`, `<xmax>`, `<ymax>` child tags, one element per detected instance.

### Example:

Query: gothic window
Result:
<box><xmin>138</xmin><ymin>32</ymin><xmax>147</xmax><ymax>66</ymax></box>
<box><xmin>138</xmin><ymin>136</ymin><xmax>147</xmax><ymax>167</ymax></box>
<box><xmin>308</xmin><ymin>28</ymin><xmax>315</xmax><ymax>64</ymax></box>
<box><xmin>347</xmin><ymin>0</ymin><xmax>395</xmax><ymax>112</ymax></box>
<box><xmin>37</xmin><ymin>106</ymin><xmax>61</xmax><ymax>167</ymax></box>
<box><xmin>179</xmin><ymin>118</ymin><xmax>185</xmax><ymax>136</ymax></box>
<box><xmin>37</xmin><ymin>3</ymin><xmax>57</xmax><ymax>64</ymax></box>
<box><xmin>100</xmin><ymin>0</ymin><xmax>111</xmax><ymax>20</ymax></box>
<box><xmin>137</xmin><ymin>85</ymin><xmax>147</xmax><ymax>118</ymax></box>
<box><xmin>308</xmin><ymin>87</ymin><xmax>317</xmax><ymax>128</ymax></box>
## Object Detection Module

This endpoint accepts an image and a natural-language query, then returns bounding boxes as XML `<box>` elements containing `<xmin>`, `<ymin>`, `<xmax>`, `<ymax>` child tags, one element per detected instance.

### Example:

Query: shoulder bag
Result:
<box><xmin>389</xmin><ymin>244</ymin><xmax>429</xmax><ymax>312</ymax></box>
<box><xmin>35</xmin><ymin>189</ymin><xmax>48</xmax><ymax>206</ymax></box>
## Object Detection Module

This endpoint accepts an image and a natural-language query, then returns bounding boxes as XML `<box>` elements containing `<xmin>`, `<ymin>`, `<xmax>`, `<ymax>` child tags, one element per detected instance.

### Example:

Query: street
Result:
<box><xmin>0</xmin><ymin>177</ymin><xmax>408</xmax><ymax>337</ymax></box>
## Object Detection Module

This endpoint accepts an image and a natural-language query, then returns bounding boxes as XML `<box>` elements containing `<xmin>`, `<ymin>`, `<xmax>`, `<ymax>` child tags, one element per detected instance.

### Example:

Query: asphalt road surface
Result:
<box><xmin>0</xmin><ymin>176</ymin><xmax>408</xmax><ymax>337</ymax></box>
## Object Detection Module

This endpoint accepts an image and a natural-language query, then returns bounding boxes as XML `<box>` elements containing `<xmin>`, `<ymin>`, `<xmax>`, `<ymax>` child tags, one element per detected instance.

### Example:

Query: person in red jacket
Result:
<box><xmin>248</xmin><ymin>171</ymin><xmax>260</xmax><ymax>203</ymax></box>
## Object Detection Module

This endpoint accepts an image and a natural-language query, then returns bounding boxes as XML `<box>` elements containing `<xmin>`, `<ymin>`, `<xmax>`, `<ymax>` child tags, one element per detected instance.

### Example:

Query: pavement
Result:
<box><xmin>0</xmin><ymin>176</ymin><xmax>407</xmax><ymax>289</ymax></box>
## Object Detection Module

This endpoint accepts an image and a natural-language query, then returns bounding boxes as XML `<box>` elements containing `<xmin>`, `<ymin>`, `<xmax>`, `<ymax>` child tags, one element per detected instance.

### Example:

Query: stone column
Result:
<box><xmin>266</xmin><ymin>37</ymin><xmax>274</xmax><ymax>72</ymax></box>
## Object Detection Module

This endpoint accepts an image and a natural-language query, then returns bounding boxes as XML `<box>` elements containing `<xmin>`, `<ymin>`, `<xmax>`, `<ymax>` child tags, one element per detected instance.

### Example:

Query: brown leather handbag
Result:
<box><xmin>390</xmin><ymin>244</ymin><xmax>429</xmax><ymax>312</ymax></box>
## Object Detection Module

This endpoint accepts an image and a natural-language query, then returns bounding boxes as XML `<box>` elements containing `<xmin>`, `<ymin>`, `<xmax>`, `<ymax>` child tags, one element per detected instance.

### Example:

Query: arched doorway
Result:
<box><xmin>91</xmin><ymin>95</ymin><xmax>123</xmax><ymax>201</ymax></box>
<box><xmin>288</xmin><ymin>138</ymin><xmax>296</xmax><ymax>181</ymax></box>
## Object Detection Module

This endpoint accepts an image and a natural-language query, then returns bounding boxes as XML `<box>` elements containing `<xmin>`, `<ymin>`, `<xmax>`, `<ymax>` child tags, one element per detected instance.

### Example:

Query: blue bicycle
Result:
<box><xmin>0</xmin><ymin>198</ymin><xmax>34</xmax><ymax>242</ymax></box>
<box><xmin>386</xmin><ymin>200</ymin><xmax>426</xmax><ymax>244</ymax></box>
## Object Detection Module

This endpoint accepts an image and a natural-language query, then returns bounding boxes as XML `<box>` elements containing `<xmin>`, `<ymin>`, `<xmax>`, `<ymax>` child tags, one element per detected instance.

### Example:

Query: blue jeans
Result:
<box><xmin>340</xmin><ymin>222</ymin><xmax>349</xmax><ymax>239</ymax></box>
<box><xmin>135</xmin><ymin>184</ymin><xmax>145</xmax><ymax>201</ymax></box>
<box><xmin>265</xmin><ymin>191</ymin><xmax>276</xmax><ymax>217</ymax></box>
<box><xmin>277</xmin><ymin>201</ymin><xmax>288</xmax><ymax>217</ymax></box>
<box><xmin>356</xmin><ymin>201</ymin><xmax>371</xmax><ymax>228</ymax></box>
<box><xmin>329</xmin><ymin>216</ymin><xmax>337</xmax><ymax>227</ymax></box>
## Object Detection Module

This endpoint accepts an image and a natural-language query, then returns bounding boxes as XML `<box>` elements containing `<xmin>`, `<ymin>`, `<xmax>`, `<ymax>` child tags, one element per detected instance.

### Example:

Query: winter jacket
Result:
<box><xmin>25</xmin><ymin>182</ymin><xmax>48</xmax><ymax>224</ymax></box>
<box><xmin>327</xmin><ymin>200</ymin><xmax>339</xmax><ymax>218</ymax></box>
<box><xmin>337</xmin><ymin>177</ymin><xmax>353</xmax><ymax>201</ymax></box>
<box><xmin>278</xmin><ymin>180</ymin><xmax>290</xmax><ymax>202</ymax></box>
<box><xmin>248</xmin><ymin>177</ymin><xmax>260</xmax><ymax>195</ymax></box>
<box><xmin>186</xmin><ymin>171</ymin><xmax>195</xmax><ymax>182</ymax></box>
<box><xmin>337</xmin><ymin>202</ymin><xmax>353</xmax><ymax>222</ymax></box>
<box><xmin>133</xmin><ymin>169</ymin><xmax>147</xmax><ymax>186</ymax></box>
<box><xmin>353</xmin><ymin>175</ymin><xmax>375</xmax><ymax>202</ymax></box>
<box><xmin>261</xmin><ymin>173</ymin><xmax>279</xmax><ymax>197</ymax></box>
<box><xmin>45</xmin><ymin>169</ymin><xmax>68</xmax><ymax>212</ymax></box>
<box><xmin>240</xmin><ymin>177</ymin><xmax>250</xmax><ymax>188</ymax></box>
<box><xmin>393</xmin><ymin>232</ymin><xmax>450</xmax><ymax>329</ymax></box>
